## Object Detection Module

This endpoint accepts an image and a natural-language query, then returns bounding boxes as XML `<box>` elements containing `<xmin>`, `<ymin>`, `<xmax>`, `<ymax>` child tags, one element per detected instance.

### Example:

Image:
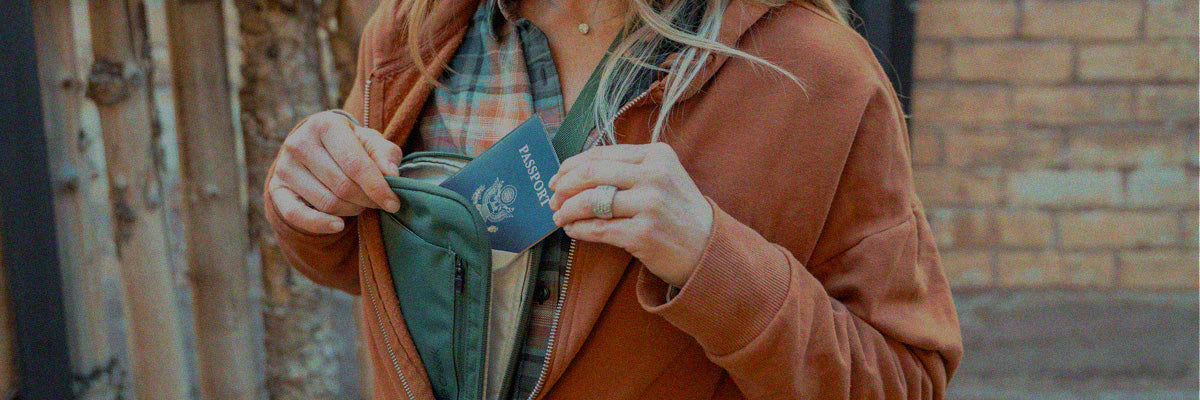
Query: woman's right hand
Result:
<box><xmin>268</xmin><ymin>110</ymin><xmax>404</xmax><ymax>234</ymax></box>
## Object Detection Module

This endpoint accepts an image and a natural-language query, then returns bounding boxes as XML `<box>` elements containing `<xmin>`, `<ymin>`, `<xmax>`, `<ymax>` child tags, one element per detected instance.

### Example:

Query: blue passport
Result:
<box><xmin>440</xmin><ymin>116</ymin><xmax>561</xmax><ymax>253</ymax></box>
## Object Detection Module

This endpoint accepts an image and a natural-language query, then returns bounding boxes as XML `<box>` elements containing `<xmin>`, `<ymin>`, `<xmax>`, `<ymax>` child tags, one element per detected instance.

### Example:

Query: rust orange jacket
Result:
<box><xmin>263</xmin><ymin>0</ymin><xmax>964</xmax><ymax>398</ymax></box>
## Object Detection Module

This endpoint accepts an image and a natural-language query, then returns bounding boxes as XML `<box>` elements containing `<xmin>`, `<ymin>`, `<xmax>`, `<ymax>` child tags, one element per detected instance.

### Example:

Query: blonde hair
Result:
<box><xmin>406</xmin><ymin>0</ymin><xmax>845</xmax><ymax>143</ymax></box>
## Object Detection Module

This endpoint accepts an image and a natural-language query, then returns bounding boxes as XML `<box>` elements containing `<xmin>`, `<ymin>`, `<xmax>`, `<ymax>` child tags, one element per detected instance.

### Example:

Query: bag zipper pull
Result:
<box><xmin>454</xmin><ymin>257</ymin><xmax>465</xmax><ymax>293</ymax></box>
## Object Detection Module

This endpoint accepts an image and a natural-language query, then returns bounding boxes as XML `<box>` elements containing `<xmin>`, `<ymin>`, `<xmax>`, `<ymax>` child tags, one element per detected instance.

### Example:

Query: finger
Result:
<box><xmin>291</xmin><ymin>146</ymin><xmax>379</xmax><ymax>209</ymax></box>
<box><xmin>561</xmin><ymin>217</ymin><xmax>642</xmax><ymax>250</ymax></box>
<box><xmin>553</xmin><ymin>144</ymin><xmax>653</xmax><ymax>186</ymax></box>
<box><xmin>559</xmin><ymin>144</ymin><xmax>654</xmax><ymax>172</ymax></box>
<box><xmin>278</xmin><ymin>165</ymin><xmax>366</xmax><ymax>216</ymax></box>
<box><xmin>548</xmin><ymin>160</ymin><xmax>642</xmax><ymax>210</ymax></box>
<box><xmin>357</xmin><ymin>126</ymin><xmax>404</xmax><ymax>176</ymax></box>
<box><xmin>552</xmin><ymin>186</ymin><xmax>639</xmax><ymax>226</ymax></box>
<box><xmin>320</xmin><ymin>109</ymin><xmax>359</xmax><ymax>131</ymax></box>
<box><xmin>271</xmin><ymin>186</ymin><xmax>346</xmax><ymax>234</ymax></box>
<box><xmin>318</xmin><ymin>130</ymin><xmax>401</xmax><ymax>213</ymax></box>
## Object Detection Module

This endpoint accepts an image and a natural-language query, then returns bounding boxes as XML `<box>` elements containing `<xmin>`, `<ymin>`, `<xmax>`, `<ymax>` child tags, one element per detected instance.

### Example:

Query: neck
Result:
<box><xmin>552</xmin><ymin>0</ymin><xmax>624</xmax><ymax>17</ymax></box>
<box><xmin>545</xmin><ymin>0</ymin><xmax>628</xmax><ymax>23</ymax></box>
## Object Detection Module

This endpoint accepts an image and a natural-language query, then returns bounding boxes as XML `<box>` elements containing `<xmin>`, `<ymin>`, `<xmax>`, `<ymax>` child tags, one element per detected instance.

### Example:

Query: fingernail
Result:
<box><xmin>548</xmin><ymin>174</ymin><xmax>559</xmax><ymax>189</ymax></box>
<box><xmin>329</xmin><ymin>220</ymin><xmax>345</xmax><ymax>232</ymax></box>
<box><xmin>384</xmin><ymin>199</ymin><xmax>400</xmax><ymax>213</ymax></box>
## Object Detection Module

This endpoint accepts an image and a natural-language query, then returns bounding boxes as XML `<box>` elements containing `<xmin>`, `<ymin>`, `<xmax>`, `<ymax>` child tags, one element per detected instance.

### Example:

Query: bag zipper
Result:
<box><xmin>453</xmin><ymin>254</ymin><xmax>466</xmax><ymax>398</ymax></box>
<box><xmin>359</xmin><ymin>229</ymin><xmax>417</xmax><ymax>400</ymax></box>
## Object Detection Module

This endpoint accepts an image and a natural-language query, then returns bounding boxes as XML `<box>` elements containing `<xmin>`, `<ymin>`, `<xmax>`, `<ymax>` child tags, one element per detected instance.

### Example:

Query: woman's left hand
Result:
<box><xmin>548</xmin><ymin>143</ymin><xmax>713</xmax><ymax>287</ymax></box>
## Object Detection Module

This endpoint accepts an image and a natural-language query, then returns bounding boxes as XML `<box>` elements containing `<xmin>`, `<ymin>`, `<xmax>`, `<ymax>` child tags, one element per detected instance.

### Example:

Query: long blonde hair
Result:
<box><xmin>406</xmin><ymin>0</ymin><xmax>845</xmax><ymax>143</ymax></box>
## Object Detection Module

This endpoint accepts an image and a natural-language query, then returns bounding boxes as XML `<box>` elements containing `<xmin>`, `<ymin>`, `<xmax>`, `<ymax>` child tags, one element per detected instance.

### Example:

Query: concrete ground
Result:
<box><xmin>948</xmin><ymin>290</ymin><xmax>1198</xmax><ymax>400</ymax></box>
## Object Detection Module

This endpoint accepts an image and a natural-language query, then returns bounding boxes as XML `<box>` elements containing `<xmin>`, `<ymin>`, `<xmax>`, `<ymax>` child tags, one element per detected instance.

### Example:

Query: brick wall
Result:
<box><xmin>911</xmin><ymin>0</ymin><xmax>1198</xmax><ymax>289</ymax></box>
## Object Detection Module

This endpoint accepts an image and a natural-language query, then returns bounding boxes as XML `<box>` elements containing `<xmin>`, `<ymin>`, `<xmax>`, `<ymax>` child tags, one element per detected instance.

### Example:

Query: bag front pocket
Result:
<box><xmin>381</xmin><ymin>217</ymin><xmax>460</xmax><ymax>399</ymax></box>
<box><xmin>382</xmin><ymin>174</ymin><xmax>491</xmax><ymax>400</ymax></box>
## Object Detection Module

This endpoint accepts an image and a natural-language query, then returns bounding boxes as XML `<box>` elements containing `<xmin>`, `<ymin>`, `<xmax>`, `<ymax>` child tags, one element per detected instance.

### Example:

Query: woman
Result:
<box><xmin>263</xmin><ymin>0</ymin><xmax>963</xmax><ymax>398</ymax></box>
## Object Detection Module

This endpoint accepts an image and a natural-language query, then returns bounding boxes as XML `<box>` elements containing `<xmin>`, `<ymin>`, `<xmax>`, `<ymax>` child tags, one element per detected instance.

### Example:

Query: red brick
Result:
<box><xmin>946</xmin><ymin>131</ymin><xmax>1013</xmax><ymax>167</ymax></box>
<box><xmin>1066</xmin><ymin>129</ymin><xmax>1192</xmax><ymax>168</ymax></box>
<box><xmin>1119</xmin><ymin>250</ymin><xmax>1198</xmax><ymax>288</ymax></box>
<box><xmin>917</xmin><ymin>0</ymin><xmax>1018</xmax><ymax>39</ymax></box>
<box><xmin>1014</xmin><ymin>87</ymin><xmax>1134</xmax><ymax>124</ymax></box>
<box><xmin>944</xmin><ymin>127</ymin><xmax>1063</xmax><ymax>168</ymax></box>
<box><xmin>1021</xmin><ymin>0</ymin><xmax>1142</xmax><ymax>39</ymax></box>
<box><xmin>1007</xmin><ymin>169</ymin><xmax>1123</xmax><ymax>206</ymax></box>
<box><xmin>1136</xmin><ymin>85</ymin><xmax>1200</xmax><ymax>122</ymax></box>
<box><xmin>997</xmin><ymin>251</ymin><xmax>1115</xmax><ymax>287</ymax></box>
<box><xmin>1059</xmin><ymin>211</ymin><xmax>1178</xmax><ymax>248</ymax></box>
<box><xmin>1079</xmin><ymin>42</ymin><xmax>1198</xmax><ymax>81</ymax></box>
<box><xmin>939</xmin><ymin>250</ymin><xmax>994</xmax><ymax>287</ymax></box>
<box><xmin>910</xmin><ymin>127</ymin><xmax>943</xmax><ymax>166</ymax></box>
<box><xmin>914</xmin><ymin>42</ymin><xmax>949</xmax><ymax>81</ymax></box>
<box><xmin>912</xmin><ymin>85</ymin><xmax>1013</xmax><ymax>123</ymax></box>
<box><xmin>927</xmin><ymin>208</ymin><xmax>996</xmax><ymax>247</ymax></box>
<box><xmin>948</xmin><ymin>42</ymin><xmax>1073</xmax><ymax>83</ymax></box>
<box><xmin>995</xmin><ymin>210</ymin><xmax>1055</xmax><ymax>247</ymax></box>
<box><xmin>914</xmin><ymin>167</ymin><xmax>1004</xmax><ymax>206</ymax></box>
<box><xmin>1147</xmin><ymin>0</ymin><xmax>1199</xmax><ymax>38</ymax></box>
<box><xmin>1126</xmin><ymin>167</ymin><xmax>1198</xmax><ymax>207</ymax></box>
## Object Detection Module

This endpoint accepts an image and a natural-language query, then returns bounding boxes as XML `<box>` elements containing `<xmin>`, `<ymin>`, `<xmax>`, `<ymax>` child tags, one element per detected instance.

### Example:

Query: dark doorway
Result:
<box><xmin>847</xmin><ymin>0</ymin><xmax>917</xmax><ymax>113</ymax></box>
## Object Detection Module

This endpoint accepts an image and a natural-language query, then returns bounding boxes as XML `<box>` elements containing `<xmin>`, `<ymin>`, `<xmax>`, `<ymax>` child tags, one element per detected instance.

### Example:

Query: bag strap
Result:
<box><xmin>551</xmin><ymin>41</ymin><xmax>618</xmax><ymax>161</ymax></box>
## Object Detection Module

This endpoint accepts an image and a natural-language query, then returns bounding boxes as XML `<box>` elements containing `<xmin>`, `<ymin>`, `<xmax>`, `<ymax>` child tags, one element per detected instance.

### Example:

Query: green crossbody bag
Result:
<box><xmin>378</xmin><ymin>44</ymin><xmax>610</xmax><ymax>400</ymax></box>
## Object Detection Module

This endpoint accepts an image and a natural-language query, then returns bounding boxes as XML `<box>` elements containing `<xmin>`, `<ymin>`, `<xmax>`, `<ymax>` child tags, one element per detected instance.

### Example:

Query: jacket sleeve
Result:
<box><xmin>635</xmin><ymin>87</ymin><xmax>963</xmax><ymax>398</ymax></box>
<box><xmin>260</xmin><ymin>9</ymin><xmax>382</xmax><ymax>295</ymax></box>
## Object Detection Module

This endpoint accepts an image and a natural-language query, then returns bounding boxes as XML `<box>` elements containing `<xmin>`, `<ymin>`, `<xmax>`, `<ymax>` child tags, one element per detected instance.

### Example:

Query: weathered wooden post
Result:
<box><xmin>164</xmin><ymin>0</ymin><xmax>262</xmax><ymax>397</ymax></box>
<box><xmin>32</xmin><ymin>0</ymin><xmax>137</xmax><ymax>397</ymax></box>
<box><xmin>85</xmin><ymin>0</ymin><xmax>192</xmax><ymax>397</ymax></box>
<box><xmin>234</xmin><ymin>0</ymin><xmax>351</xmax><ymax>396</ymax></box>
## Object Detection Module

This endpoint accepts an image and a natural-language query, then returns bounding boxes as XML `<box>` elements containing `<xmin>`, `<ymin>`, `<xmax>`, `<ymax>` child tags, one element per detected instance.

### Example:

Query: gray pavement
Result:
<box><xmin>949</xmin><ymin>290</ymin><xmax>1198</xmax><ymax>399</ymax></box>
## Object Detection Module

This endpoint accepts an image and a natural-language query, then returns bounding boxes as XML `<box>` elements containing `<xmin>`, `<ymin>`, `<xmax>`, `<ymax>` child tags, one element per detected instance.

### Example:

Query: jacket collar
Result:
<box><xmin>369</xmin><ymin>0</ymin><xmax>773</xmax><ymax>104</ymax></box>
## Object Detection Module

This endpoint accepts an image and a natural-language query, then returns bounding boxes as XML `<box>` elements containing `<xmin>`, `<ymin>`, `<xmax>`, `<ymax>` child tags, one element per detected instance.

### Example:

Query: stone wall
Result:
<box><xmin>910</xmin><ymin>0</ymin><xmax>1198</xmax><ymax>290</ymax></box>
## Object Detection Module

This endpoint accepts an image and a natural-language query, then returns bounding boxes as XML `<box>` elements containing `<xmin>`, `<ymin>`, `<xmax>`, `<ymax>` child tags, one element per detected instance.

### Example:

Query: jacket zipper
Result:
<box><xmin>524</xmin><ymin>238</ymin><xmax>577</xmax><ymax>400</ymax></box>
<box><xmin>360</xmin><ymin>230</ymin><xmax>417</xmax><ymax>400</ymax></box>
<box><xmin>614</xmin><ymin>91</ymin><xmax>651</xmax><ymax>123</ymax></box>
<box><xmin>360</xmin><ymin>72</ymin><xmax>419</xmax><ymax>398</ymax></box>
<box><xmin>363</xmin><ymin>78</ymin><xmax>373</xmax><ymax>127</ymax></box>
<box><xmin>523</xmin><ymin>88</ymin><xmax>650</xmax><ymax>400</ymax></box>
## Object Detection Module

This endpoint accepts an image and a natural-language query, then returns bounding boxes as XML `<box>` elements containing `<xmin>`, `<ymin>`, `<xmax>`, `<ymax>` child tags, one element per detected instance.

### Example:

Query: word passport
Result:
<box><xmin>440</xmin><ymin>116</ymin><xmax>561</xmax><ymax>253</ymax></box>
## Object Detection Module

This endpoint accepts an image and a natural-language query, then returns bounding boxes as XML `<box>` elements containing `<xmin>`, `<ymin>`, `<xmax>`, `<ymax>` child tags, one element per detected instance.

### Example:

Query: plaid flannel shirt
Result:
<box><xmin>415</xmin><ymin>1</ymin><xmax>602</xmax><ymax>398</ymax></box>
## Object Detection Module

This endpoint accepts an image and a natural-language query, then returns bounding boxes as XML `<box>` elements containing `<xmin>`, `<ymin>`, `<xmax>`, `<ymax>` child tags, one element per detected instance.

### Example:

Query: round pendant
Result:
<box><xmin>578</xmin><ymin>23</ymin><xmax>590</xmax><ymax>34</ymax></box>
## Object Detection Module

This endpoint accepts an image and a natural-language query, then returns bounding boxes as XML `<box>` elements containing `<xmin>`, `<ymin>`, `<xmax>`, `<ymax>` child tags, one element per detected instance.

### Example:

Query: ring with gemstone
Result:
<box><xmin>591</xmin><ymin>184</ymin><xmax>618</xmax><ymax>219</ymax></box>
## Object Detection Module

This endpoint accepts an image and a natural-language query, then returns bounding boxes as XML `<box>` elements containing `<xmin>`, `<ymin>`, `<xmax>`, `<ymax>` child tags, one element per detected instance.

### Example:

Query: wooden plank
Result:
<box><xmin>0</xmin><ymin>1</ymin><xmax>74</xmax><ymax>395</ymax></box>
<box><xmin>31</xmin><ymin>0</ymin><xmax>137</xmax><ymax>397</ymax></box>
<box><xmin>233</xmin><ymin>0</ymin><xmax>360</xmax><ymax>395</ymax></box>
<box><xmin>163</xmin><ymin>0</ymin><xmax>261</xmax><ymax>397</ymax></box>
<box><xmin>0</xmin><ymin>222</ymin><xmax>16</xmax><ymax>398</ymax></box>
<box><xmin>84</xmin><ymin>0</ymin><xmax>191</xmax><ymax>397</ymax></box>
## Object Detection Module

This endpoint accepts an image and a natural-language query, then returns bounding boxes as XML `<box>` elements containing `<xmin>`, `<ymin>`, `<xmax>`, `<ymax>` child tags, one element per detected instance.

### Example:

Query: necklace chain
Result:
<box><xmin>542</xmin><ymin>0</ymin><xmax>621</xmax><ymax>35</ymax></box>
